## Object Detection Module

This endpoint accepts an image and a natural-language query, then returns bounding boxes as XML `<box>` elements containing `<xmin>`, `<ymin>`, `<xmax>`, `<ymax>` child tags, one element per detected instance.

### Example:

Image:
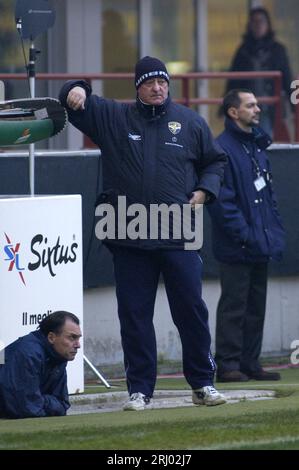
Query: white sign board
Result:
<box><xmin>0</xmin><ymin>195</ymin><xmax>83</xmax><ymax>393</ymax></box>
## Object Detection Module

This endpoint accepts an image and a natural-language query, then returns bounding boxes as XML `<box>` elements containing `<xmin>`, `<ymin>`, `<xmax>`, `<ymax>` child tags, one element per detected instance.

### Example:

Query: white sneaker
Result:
<box><xmin>192</xmin><ymin>386</ymin><xmax>226</xmax><ymax>406</ymax></box>
<box><xmin>123</xmin><ymin>392</ymin><xmax>151</xmax><ymax>411</ymax></box>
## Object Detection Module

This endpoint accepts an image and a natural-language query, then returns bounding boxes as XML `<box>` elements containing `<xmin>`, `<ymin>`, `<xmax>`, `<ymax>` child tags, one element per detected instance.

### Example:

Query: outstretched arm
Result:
<box><xmin>59</xmin><ymin>79</ymin><xmax>120</xmax><ymax>148</ymax></box>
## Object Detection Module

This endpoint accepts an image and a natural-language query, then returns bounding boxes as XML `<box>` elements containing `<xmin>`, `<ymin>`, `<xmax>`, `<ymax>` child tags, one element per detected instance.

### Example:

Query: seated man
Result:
<box><xmin>0</xmin><ymin>311</ymin><xmax>81</xmax><ymax>419</ymax></box>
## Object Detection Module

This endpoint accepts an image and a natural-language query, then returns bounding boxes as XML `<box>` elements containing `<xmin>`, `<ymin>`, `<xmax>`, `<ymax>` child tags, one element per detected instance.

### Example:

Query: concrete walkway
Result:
<box><xmin>68</xmin><ymin>389</ymin><xmax>275</xmax><ymax>415</ymax></box>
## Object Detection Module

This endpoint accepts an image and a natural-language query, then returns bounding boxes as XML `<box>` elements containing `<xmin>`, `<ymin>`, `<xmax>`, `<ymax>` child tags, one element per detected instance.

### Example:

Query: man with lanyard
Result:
<box><xmin>208</xmin><ymin>89</ymin><xmax>285</xmax><ymax>383</ymax></box>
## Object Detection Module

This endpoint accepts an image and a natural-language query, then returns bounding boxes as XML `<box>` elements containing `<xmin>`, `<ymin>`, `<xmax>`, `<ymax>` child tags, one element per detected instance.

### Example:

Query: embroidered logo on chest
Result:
<box><xmin>168</xmin><ymin>121</ymin><xmax>182</xmax><ymax>135</ymax></box>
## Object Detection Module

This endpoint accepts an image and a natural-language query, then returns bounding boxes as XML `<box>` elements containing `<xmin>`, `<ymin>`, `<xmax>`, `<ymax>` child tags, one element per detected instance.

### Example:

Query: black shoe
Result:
<box><xmin>217</xmin><ymin>370</ymin><xmax>249</xmax><ymax>382</ymax></box>
<box><xmin>245</xmin><ymin>369</ymin><xmax>281</xmax><ymax>381</ymax></box>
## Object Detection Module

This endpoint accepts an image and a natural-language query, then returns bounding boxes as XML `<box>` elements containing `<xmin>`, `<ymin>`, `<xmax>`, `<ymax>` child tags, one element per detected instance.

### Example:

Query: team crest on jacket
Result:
<box><xmin>168</xmin><ymin>121</ymin><xmax>182</xmax><ymax>135</ymax></box>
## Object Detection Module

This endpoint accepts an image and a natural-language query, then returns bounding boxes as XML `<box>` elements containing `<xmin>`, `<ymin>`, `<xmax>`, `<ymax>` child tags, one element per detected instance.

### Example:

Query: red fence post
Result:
<box><xmin>181</xmin><ymin>77</ymin><xmax>190</xmax><ymax>107</ymax></box>
<box><xmin>273</xmin><ymin>74</ymin><xmax>287</xmax><ymax>141</ymax></box>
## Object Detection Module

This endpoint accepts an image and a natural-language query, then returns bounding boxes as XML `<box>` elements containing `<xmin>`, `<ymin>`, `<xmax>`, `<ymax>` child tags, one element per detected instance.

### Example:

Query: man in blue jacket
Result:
<box><xmin>59</xmin><ymin>56</ymin><xmax>227</xmax><ymax>410</ymax></box>
<box><xmin>0</xmin><ymin>311</ymin><xmax>81</xmax><ymax>419</ymax></box>
<box><xmin>208</xmin><ymin>89</ymin><xmax>285</xmax><ymax>382</ymax></box>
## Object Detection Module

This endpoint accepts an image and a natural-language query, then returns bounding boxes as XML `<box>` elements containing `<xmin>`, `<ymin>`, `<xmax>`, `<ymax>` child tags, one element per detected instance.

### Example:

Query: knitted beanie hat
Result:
<box><xmin>135</xmin><ymin>56</ymin><xmax>169</xmax><ymax>89</ymax></box>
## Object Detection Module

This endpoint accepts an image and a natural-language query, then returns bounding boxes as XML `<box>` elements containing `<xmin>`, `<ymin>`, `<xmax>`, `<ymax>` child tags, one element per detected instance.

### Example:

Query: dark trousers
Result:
<box><xmin>215</xmin><ymin>262</ymin><xmax>268</xmax><ymax>375</ymax></box>
<box><xmin>110</xmin><ymin>246</ymin><xmax>215</xmax><ymax>397</ymax></box>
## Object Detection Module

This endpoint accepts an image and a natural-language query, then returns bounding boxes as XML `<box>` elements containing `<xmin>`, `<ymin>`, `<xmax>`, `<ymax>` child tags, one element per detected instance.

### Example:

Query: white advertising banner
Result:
<box><xmin>0</xmin><ymin>195</ymin><xmax>84</xmax><ymax>393</ymax></box>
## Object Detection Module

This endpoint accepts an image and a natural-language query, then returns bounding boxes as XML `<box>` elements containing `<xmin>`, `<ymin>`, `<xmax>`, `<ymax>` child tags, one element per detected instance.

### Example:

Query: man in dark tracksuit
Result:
<box><xmin>59</xmin><ymin>56</ymin><xmax>227</xmax><ymax>410</ymax></box>
<box><xmin>0</xmin><ymin>311</ymin><xmax>81</xmax><ymax>418</ymax></box>
<box><xmin>208</xmin><ymin>89</ymin><xmax>285</xmax><ymax>383</ymax></box>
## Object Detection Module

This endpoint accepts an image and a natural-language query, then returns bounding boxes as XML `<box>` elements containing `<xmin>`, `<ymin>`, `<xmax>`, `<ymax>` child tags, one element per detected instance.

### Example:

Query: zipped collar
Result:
<box><xmin>136</xmin><ymin>95</ymin><xmax>170</xmax><ymax>120</ymax></box>
<box><xmin>224</xmin><ymin>118</ymin><xmax>272</xmax><ymax>150</ymax></box>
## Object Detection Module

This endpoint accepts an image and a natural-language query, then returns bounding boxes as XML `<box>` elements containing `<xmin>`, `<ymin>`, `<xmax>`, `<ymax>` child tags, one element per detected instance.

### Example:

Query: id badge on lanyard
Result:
<box><xmin>251</xmin><ymin>150</ymin><xmax>266</xmax><ymax>192</ymax></box>
<box><xmin>254</xmin><ymin>175</ymin><xmax>267</xmax><ymax>192</ymax></box>
<box><xmin>242</xmin><ymin>143</ymin><xmax>267</xmax><ymax>192</ymax></box>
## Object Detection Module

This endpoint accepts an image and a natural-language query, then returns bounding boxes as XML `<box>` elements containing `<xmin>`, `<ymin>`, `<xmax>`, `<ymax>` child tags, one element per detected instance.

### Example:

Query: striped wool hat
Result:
<box><xmin>135</xmin><ymin>56</ymin><xmax>169</xmax><ymax>89</ymax></box>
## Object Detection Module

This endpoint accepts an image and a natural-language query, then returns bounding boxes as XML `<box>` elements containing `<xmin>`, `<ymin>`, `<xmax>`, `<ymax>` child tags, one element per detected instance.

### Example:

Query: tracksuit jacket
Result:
<box><xmin>59</xmin><ymin>80</ymin><xmax>227</xmax><ymax>249</ymax></box>
<box><xmin>0</xmin><ymin>331</ymin><xmax>70</xmax><ymax>419</ymax></box>
<box><xmin>208</xmin><ymin>118</ymin><xmax>285</xmax><ymax>264</ymax></box>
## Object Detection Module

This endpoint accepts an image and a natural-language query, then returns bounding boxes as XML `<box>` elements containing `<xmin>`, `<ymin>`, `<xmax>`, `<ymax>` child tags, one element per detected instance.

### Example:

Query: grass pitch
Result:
<box><xmin>0</xmin><ymin>367</ymin><xmax>298</xmax><ymax>450</ymax></box>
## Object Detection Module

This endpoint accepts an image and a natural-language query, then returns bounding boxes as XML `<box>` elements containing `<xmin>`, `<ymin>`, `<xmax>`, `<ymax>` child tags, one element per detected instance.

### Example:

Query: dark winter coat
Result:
<box><xmin>226</xmin><ymin>33</ymin><xmax>292</xmax><ymax>99</ymax></box>
<box><xmin>59</xmin><ymin>80</ymin><xmax>227</xmax><ymax>249</ymax></box>
<box><xmin>207</xmin><ymin>119</ymin><xmax>285</xmax><ymax>264</ymax></box>
<box><xmin>0</xmin><ymin>330</ymin><xmax>70</xmax><ymax>419</ymax></box>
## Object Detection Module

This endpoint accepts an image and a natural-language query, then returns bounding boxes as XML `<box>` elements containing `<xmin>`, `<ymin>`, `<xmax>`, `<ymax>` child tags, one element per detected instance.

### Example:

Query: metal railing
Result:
<box><xmin>0</xmin><ymin>71</ymin><xmax>291</xmax><ymax>142</ymax></box>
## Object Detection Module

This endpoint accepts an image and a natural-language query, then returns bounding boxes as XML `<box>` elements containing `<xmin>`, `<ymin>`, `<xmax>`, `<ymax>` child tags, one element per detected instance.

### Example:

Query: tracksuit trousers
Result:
<box><xmin>110</xmin><ymin>245</ymin><xmax>215</xmax><ymax>397</ymax></box>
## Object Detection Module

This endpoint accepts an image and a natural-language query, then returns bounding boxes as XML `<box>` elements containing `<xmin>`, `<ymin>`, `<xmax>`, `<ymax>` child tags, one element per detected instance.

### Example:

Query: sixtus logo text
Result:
<box><xmin>28</xmin><ymin>234</ymin><xmax>78</xmax><ymax>277</ymax></box>
<box><xmin>4</xmin><ymin>232</ymin><xmax>78</xmax><ymax>284</ymax></box>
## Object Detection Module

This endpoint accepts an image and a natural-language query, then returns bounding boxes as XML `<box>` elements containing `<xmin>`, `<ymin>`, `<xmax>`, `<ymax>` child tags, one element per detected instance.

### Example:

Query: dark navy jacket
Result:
<box><xmin>0</xmin><ymin>331</ymin><xmax>70</xmax><ymax>419</ymax></box>
<box><xmin>208</xmin><ymin>119</ymin><xmax>285</xmax><ymax>263</ymax></box>
<box><xmin>59</xmin><ymin>80</ymin><xmax>227</xmax><ymax>249</ymax></box>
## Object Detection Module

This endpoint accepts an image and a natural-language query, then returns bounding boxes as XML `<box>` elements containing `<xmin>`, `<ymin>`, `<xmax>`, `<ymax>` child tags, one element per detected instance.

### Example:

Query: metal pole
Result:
<box><xmin>273</xmin><ymin>74</ymin><xmax>285</xmax><ymax>141</ymax></box>
<box><xmin>0</xmin><ymin>80</ymin><xmax>4</xmax><ymax>101</ymax></box>
<box><xmin>29</xmin><ymin>41</ymin><xmax>35</xmax><ymax>195</ymax></box>
<box><xmin>83</xmin><ymin>354</ymin><xmax>111</xmax><ymax>388</ymax></box>
<box><xmin>182</xmin><ymin>77</ymin><xmax>190</xmax><ymax>107</ymax></box>
<box><xmin>29</xmin><ymin>147</ymin><xmax>35</xmax><ymax>196</ymax></box>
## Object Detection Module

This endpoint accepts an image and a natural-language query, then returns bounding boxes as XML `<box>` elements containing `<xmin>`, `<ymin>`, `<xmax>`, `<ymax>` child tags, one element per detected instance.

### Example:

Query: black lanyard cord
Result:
<box><xmin>242</xmin><ymin>143</ymin><xmax>261</xmax><ymax>176</ymax></box>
